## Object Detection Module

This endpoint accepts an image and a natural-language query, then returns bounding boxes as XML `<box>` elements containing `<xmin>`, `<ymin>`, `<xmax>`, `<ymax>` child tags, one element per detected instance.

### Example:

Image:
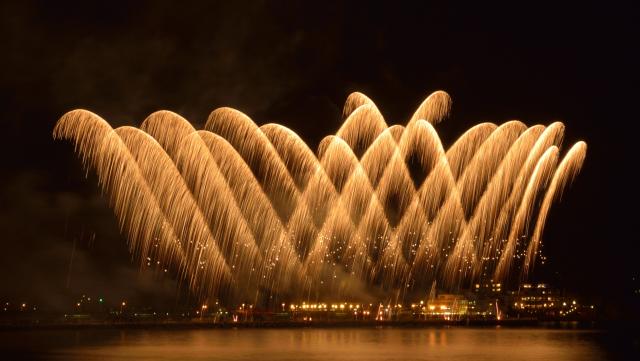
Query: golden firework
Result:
<box><xmin>54</xmin><ymin>91</ymin><xmax>586</xmax><ymax>303</ymax></box>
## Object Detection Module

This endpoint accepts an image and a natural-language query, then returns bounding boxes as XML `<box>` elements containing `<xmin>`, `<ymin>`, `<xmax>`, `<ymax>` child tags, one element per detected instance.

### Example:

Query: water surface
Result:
<box><xmin>1</xmin><ymin>327</ymin><xmax>636</xmax><ymax>360</ymax></box>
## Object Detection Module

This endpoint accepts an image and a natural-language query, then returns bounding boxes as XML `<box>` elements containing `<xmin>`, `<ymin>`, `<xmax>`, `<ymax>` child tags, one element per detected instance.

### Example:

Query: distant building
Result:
<box><xmin>507</xmin><ymin>283</ymin><xmax>587</xmax><ymax>319</ymax></box>
<box><xmin>469</xmin><ymin>280</ymin><xmax>505</xmax><ymax>318</ymax></box>
<box><xmin>424</xmin><ymin>294</ymin><xmax>469</xmax><ymax>319</ymax></box>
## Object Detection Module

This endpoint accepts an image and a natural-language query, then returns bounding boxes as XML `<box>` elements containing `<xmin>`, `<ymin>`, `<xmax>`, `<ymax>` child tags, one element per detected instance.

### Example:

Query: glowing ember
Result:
<box><xmin>53</xmin><ymin>90</ymin><xmax>586</xmax><ymax>304</ymax></box>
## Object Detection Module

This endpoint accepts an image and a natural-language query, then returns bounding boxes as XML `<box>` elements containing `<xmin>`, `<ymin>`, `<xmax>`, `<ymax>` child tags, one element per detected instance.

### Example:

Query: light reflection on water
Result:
<box><xmin>1</xmin><ymin>327</ymin><xmax>635</xmax><ymax>361</ymax></box>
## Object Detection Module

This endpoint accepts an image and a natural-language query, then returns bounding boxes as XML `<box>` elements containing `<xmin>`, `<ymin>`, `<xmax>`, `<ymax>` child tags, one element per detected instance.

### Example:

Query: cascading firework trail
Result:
<box><xmin>54</xmin><ymin>90</ymin><xmax>586</xmax><ymax>305</ymax></box>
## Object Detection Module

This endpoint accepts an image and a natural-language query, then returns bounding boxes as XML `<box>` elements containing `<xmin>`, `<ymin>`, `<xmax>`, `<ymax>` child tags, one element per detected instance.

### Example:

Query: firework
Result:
<box><xmin>54</xmin><ymin>91</ymin><xmax>586</xmax><ymax>304</ymax></box>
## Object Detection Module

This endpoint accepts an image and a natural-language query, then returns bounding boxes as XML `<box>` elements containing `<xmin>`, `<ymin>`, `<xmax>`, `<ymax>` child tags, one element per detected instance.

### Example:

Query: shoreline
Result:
<box><xmin>0</xmin><ymin>318</ymin><xmax>608</xmax><ymax>331</ymax></box>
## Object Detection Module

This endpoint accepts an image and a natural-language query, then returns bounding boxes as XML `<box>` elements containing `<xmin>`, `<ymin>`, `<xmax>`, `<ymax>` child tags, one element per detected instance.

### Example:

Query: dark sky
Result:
<box><xmin>1</xmin><ymin>1</ymin><xmax>637</xmax><ymax>314</ymax></box>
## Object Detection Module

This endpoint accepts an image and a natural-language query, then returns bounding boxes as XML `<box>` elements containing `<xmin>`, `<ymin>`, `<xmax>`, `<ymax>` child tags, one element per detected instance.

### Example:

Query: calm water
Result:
<box><xmin>1</xmin><ymin>327</ymin><xmax>637</xmax><ymax>360</ymax></box>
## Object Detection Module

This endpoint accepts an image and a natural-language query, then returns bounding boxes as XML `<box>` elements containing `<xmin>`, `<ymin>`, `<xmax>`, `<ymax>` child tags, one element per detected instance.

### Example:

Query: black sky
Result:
<box><xmin>1</xmin><ymin>1</ymin><xmax>637</xmax><ymax>315</ymax></box>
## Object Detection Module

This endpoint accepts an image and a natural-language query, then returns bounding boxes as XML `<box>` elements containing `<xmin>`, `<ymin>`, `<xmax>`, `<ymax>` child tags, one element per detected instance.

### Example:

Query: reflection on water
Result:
<box><xmin>1</xmin><ymin>327</ymin><xmax>636</xmax><ymax>361</ymax></box>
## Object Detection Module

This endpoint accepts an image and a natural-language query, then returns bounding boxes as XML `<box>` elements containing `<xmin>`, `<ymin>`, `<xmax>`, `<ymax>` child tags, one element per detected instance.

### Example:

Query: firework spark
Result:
<box><xmin>53</xmin><ymin>91</ymin><xmax>586</xmax><ymax>304</ymax></box>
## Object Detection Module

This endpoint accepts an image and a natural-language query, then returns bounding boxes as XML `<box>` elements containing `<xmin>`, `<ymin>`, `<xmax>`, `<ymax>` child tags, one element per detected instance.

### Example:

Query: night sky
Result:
<box><xmin>1</xmin><ymin>1</ymin><xmax>637</xmax><ymax>316</ymax></box>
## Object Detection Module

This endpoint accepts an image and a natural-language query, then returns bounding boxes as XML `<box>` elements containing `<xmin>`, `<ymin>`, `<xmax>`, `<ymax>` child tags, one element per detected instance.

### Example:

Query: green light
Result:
<box><xmin>99</xmin><ymin>298</ymin><xmax>104</xmax><ymax>303</ymax></box>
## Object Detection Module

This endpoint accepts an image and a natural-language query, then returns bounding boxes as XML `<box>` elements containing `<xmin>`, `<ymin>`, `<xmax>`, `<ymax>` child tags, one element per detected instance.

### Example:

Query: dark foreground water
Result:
<box><xmin>1</xmin><ymin>327</ymin><xmax>638</xmax><ymax>361</ymax></box>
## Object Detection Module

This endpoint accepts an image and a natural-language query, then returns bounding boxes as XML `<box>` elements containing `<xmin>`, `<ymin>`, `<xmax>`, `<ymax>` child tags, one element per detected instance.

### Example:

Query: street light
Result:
<box><xmin>201</xmin><ymin>304</ymin><xmax>208</xmax><ymax>319</ymax></box>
